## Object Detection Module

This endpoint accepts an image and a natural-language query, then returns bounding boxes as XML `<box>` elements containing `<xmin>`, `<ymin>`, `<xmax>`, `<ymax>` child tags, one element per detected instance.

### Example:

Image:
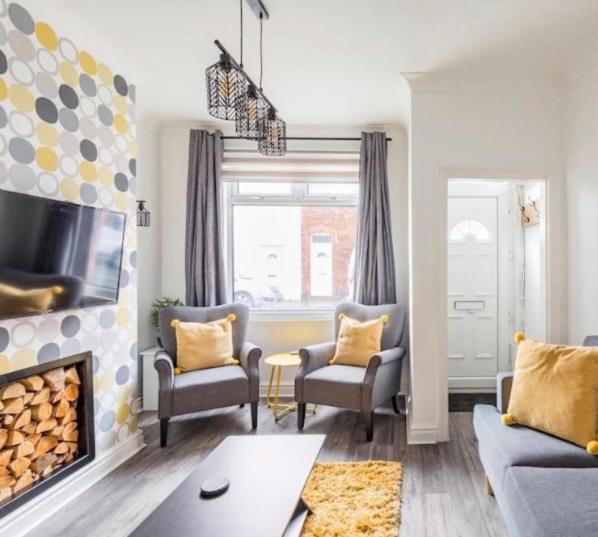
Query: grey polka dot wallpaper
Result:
<box><xmin>0</xmin><ymin>1</ymin><xmax>139</xmax><ymax>453</ymax></box>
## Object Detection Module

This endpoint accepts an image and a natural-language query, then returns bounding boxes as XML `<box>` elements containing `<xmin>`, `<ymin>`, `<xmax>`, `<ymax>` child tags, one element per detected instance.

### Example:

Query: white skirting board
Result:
<box><xmin>0</xmin><ymin>431</ymin><xmax>145</xmax><ymax>537</ymax></box>
<box><xmin>259</xmin><ymin>382</ymin><xmax>294</xmax><ymax>398</ymax></box>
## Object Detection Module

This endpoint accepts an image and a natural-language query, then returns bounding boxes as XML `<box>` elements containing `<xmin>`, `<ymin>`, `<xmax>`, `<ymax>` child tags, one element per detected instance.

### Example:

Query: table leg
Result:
<box><xmin>265</xmin><ymin>364</ymin><xmax>300</xmax><ymax>422</ymax></box>
<box><xmin>266</xmin><ymin>365</ymin><xmax>276</xmax><ymax>409</ymax></box>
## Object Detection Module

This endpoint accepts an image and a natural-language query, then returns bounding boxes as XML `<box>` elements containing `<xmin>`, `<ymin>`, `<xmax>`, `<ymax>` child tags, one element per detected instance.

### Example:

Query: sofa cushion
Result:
<box><xmin>503</xmin><ymin>467</ymin><xmax>598</xmax><ymax>537</ymax></box>
<box><xmin>171</xmin><ymin>316</ymin><xmax>238</xmax><ymax>372</ymax></box>
<box><xmin>173</xmin><ymin>365</ymin><xmax>248</xmax><ymax>415</ymax></box>
<box><xmin>303</xmin><ymin>365</ymin><xmax>366</xmax><ymax>409</ymax></box>
<box><xmin>330</xmin><ymin>315</ymin><xmax>387</xmax><ymax>367</ymax></box>
<box><xmin>473</xmin><ymin>404</ymin><xmax>598</xmax><ymax>490</ymax></box>
<box><xmin>506</xmin><ymin>338</ymin><xmax>598</xmax><ymax>453</ymax></box>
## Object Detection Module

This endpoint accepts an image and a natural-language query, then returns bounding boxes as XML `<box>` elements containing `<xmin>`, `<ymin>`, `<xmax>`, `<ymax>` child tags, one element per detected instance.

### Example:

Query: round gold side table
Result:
<box><xmin>265</xmin><ymin>352</ymin><xmax>316</xmax><ymax>422</ymax></box>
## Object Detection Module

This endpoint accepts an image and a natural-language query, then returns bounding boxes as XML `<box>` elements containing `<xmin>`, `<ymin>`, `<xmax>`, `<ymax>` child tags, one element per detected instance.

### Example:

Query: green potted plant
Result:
<box><xmin>151</xmin><ymin>297</ymin><xmax>183</xmax><ymax>347</ymax></box>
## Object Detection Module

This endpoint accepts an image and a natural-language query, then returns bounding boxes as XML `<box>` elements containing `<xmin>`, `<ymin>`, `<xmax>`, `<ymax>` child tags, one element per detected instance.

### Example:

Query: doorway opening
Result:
<box><xmin>447</xmin><ymin>178</ymin><xmax>547</xmax><ymax>394</ymax></box>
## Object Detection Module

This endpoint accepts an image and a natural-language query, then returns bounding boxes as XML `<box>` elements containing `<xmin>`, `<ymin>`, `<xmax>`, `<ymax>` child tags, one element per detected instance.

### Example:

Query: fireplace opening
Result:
<box><xmin>0</xmin><ymin>351</ymin><xmax>95</xmax><ymax>516</ymax></box>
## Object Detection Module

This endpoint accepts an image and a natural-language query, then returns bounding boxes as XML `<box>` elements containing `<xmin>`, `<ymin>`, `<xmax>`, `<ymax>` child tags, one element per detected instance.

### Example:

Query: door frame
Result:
<box><xmin>446</xmin><ymin>174</ymin><xmax>549</xmax><ymax>393</ymax></box>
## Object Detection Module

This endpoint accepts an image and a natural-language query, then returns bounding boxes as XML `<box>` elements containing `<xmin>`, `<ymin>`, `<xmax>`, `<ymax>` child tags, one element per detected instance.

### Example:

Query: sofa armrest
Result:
<box><xmin>297</xmin><ymin>342</ymin><xmax>336</xmax><ymax>378</ymax></box>
<box><xmin>240</xmin><ymin>341</ymin><xmax>262</xmax><ymax>402</ymax></box>
<box><xmin>295</xmin><ymin>342</ymin><xmax>336</xmax><ymax>403</ymax></box>
<box><xmin>497</xmin><ymin>372</ymin><xmax>514</xmax><ymax>414</ymax></box>
<box><xmin>154</xmin><ymin>351</ymin><xmax>175</xmax><ymax>392</ymax></box>
<box><xmin>240</xmin><ymin>341</ymin><xmax>261</xmax><ymax>372</ymax></box>
<box><xmin>363</xmin><ymin>347</ymin><xmax>405</xmax><ymax>410</ymax></box>
<box><xmin>367</xmin><ymin>347</ymin><xmax>406</xmax><ymax>369</ymax></box>
<box><xmin>154</xmin><ymin>351</ymin><xmax>175</xmax><ymax>418</ymax></box>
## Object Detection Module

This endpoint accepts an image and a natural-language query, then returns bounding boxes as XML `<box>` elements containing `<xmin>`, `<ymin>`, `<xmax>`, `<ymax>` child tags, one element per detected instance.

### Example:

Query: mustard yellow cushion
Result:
<box><xmin>0</xmin><ymin>283</ymin><xmax>63</xmax><ymax>316</ymax></box>
<box><xmin>171</xmin><ymin>314</ymin><xmax>239</xmax><ymax>373</ymax></box>
<box><xmin>329</xmin><ymin>314</ymin><xmax>389</xmax><ymax>367</ymax></box>
<box><xmin>503</xmin><ymin>336</ymin><xmax>598</xmax><ymax>454</ymax></box>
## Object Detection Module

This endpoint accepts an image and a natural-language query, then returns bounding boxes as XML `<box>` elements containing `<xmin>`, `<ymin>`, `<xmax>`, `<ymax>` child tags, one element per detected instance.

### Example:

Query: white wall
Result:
<box><xmin>406</xmin><ymin>74</ymin><xmax>567</xmax><ymax>443</ymax></box>
<box><xmin>159</xmin><ymin>123</ymin><xmax>409</xmax><ymax>392</ymax></box>
<box><xmin>135</xmin><ymin>112</ymin><xmax>162</xmax><ymax>350</ymax></box>
<box><xmin>565</xmin><ymin>51</ymin><xmax>598</xmax><ymax>344</ymax></box>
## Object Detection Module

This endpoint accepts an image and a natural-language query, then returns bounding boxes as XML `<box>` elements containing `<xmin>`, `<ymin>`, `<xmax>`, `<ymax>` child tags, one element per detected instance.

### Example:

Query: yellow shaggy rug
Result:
<box><xmin>301</xmin><ymin>461</ymin><xmax>403</xmax><ymax>537</ymax></box>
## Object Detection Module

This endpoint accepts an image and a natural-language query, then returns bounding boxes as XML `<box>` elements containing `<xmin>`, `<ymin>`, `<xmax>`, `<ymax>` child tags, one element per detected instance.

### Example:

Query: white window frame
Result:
<box><xmin>223</xmin><ymin>181</ymin><xmax>359</xmax><ymax>320</ymax></box>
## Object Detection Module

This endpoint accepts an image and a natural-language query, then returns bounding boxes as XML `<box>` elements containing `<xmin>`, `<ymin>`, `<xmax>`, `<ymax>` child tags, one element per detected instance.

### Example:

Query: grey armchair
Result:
<box><xmin>154</xmin><ymin>303</ymin><xmax>262</xmax><ymax>447</ymax></box>
<box><xmin>295</xmin><ymin>302</ymin><xmax>407</xmax><ymax>441</ymax></box>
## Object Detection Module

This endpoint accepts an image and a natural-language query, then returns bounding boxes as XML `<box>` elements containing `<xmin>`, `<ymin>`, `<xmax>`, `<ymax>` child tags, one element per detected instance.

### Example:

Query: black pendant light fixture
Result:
<box><xmin>205</xmin><ymin>52</ymin><xmax>244</xmax><ymax>120</ymax></box>
<box><xmin>206</xmin><ymin>0</ymin><xmax>286</xmax><ymax>155</ymax></box>
<box><xmin>236</xmin><ymin>83</ymin><xmax>266</xmax><ymax>140</ymax></box>
<box><xmin>258</xmin><ymin>107</ymin><xmax>286</xmax><ymax>156</ymax></box>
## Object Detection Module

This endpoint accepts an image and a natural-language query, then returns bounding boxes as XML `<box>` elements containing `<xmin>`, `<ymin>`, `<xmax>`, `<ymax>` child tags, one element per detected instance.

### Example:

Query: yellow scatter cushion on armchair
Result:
<box><xmin>329</xmin><ymin>314</ymin><xmax>389</xmax><ymax>367</ymax></box>
<box><xmin>170</xmin><ymin>314</ymin><xmax>239</xmax><ymax>373</ymax></box>
<box><xmin>503</xmin><ymin>335</ymin><xmax>598</xmax><ymax>455</ymax></box>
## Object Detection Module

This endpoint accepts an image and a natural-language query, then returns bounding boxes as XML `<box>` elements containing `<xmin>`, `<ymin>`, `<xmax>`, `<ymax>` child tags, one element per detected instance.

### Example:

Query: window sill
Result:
<box><xmin>248</xmin><ymin>309</ymin><xmax>334</xmax><ymax>322</ymax></box>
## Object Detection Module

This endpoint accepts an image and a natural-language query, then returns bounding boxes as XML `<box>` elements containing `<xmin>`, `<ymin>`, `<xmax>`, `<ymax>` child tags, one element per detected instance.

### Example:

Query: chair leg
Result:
<box><xmin>251</xmin><ymin>402</ymin><xmax>258</xmax><ymax>429</ymax></box>
<box><xmin>298</xmin><ymin>403</ymin><xmax>306</xmax><ymax>431</ymax></box>
<box><xmin>392</xmin><ymin>394</ymin><xmax>401</xmax><ymax>415</ymax></box>
<box><xmin>364</xmin><ymin>412</ymin><xmax>374</xmax><ymax>442</ymax></box>
<box><xmin>160</xmin><ymin>418</ymin><xmax>169</xmax><ymax>448</ymax></box>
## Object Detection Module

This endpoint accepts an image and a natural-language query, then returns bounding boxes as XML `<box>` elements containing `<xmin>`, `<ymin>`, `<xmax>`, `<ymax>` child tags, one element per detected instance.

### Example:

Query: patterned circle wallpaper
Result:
<box><xmin>0</xmin><ymin>1</ymin><xmax>139</xmax><ymax>454</ymax></box>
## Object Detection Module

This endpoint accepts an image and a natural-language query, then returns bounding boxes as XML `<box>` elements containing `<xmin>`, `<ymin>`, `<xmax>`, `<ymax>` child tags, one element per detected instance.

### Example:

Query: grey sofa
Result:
<box><xmin>154</xmin><ymin>303</ymin><xmax>262</xmax><ymax>447</ymax></box>
<box><xmin>474</xmin><ymin>336</ymin><xmax>598</xmax><ymax>537</ymax></box>
<box><xmin>295</xmin><ymin>302</ymin><xmax>406</xmax><ymax>441</ymax></box>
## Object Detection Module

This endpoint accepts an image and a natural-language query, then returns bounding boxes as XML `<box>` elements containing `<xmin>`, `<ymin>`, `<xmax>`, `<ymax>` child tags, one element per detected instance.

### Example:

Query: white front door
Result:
<box><xmin>310</xmin><ymin>234</ymin><xmax>332</xmax><ymax>296</ymax></box>
<box><xmin>448</xmin><ymin>197</ymin><xmax>498</xmax><ymax>385</ymax></box>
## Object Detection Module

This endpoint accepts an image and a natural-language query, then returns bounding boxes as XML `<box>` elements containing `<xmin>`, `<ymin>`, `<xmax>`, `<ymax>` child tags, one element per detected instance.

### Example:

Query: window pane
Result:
<box><xmin>237</xmin><ymin>182</ymin><xmax>292</xmax><ymax>195</ymax></box>
<box><xmin>233</xmin><ymin>205</ymin><xmax>357</xmax><ymax>310</ymax></box>
<box><xmin>307</xmin><ymin>183</ymin><xmax>359</xmax><ymax>196</ymax></box>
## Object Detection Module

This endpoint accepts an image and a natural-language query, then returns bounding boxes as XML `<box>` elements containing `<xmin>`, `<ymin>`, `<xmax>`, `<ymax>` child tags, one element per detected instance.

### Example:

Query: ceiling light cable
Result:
<box><xmin>240</xmin><ymin>0</ymin><xmax>244</xmax><ymax>67</ymax></box>
<box><xmin>259</xmin><ymin>12</ymin><xmax>263</xmax><ymax>91</ymax></box>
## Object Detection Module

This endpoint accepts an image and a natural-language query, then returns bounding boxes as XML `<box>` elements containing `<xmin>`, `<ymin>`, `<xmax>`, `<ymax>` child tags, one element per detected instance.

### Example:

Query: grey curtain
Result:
<box><xmin>353</xmin><ymin>131</ymin><xmax>397</xmax><ymax>305</ymax></box>
<box><xmin>185</xmin><ymin>129</ymin><xmax>227</xmax><ymax>306</ymax></box>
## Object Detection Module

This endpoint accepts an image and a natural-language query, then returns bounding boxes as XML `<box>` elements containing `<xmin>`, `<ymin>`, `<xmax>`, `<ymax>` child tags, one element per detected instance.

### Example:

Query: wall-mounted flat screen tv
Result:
<box><xmin>0</xmin><ymin>190</ymin><xmax>126</xmax><ymax>319</ymax></box>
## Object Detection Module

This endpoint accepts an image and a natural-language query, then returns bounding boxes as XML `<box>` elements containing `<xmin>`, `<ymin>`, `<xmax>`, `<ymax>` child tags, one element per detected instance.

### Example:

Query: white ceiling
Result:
<box><xmin>36</xmin><ymin>0</ymin><xmax>598</xmax><ymax>124</ymax></box>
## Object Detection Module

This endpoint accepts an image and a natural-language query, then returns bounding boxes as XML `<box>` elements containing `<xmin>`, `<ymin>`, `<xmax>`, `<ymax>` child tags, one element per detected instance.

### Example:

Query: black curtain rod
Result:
<box><xmin>222</xmin><ymin>136</ymin><xmax>392</xmax><ymax>142</ymax></box>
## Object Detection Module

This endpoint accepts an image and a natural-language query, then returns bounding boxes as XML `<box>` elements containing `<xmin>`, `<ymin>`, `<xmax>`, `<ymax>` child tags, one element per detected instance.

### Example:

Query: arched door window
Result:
<box><xmin>448</xmin><ymin>219</ymin><xmax>491</xmax><ymax>241</ymax></box>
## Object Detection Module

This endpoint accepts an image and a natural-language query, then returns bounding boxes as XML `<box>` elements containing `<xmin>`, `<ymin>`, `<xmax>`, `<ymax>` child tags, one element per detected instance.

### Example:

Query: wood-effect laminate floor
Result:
<box><xmin>25</xmin><ymin>402</ymin><xmax>508</xmax><ymax>537</ymax></box>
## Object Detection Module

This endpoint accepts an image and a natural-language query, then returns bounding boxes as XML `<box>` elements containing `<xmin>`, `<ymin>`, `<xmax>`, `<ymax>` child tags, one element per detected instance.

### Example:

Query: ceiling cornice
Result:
<box><xmin>402</xmin><ymin>72</ymin><xmax>564</xmax><ymax>94</ymax></box>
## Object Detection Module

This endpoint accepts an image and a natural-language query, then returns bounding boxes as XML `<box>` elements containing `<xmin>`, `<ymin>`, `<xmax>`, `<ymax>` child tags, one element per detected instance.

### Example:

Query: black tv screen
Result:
<box><xmin>0</xmin><ymin>190</ymin><xmax>126</xmax><ymax>319</ymax></box>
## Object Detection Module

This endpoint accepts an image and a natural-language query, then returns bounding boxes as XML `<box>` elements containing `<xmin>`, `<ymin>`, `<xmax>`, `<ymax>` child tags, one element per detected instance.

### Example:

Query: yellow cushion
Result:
<box><xmin>330</xmin><ymin>314</ymin><xmax>389</xmax><ymax>367</ymax></box>
<box><xmin>0</xmin><ymin>283</ymin><xmax>63</xmax><ymax>316</ymax></box>
<box><xmin>503</xmin><ymin>336</ymin><xmax>598</xmax><ymax>454</ymax></box>
<box><xmin>171</xmin><ymin>314</ymin><xmax>239</xmax><ymax>373</ymax></box>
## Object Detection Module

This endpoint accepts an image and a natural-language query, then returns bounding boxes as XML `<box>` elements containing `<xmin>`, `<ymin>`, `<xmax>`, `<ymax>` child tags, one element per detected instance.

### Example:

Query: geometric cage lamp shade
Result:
<box><xmin>258</xmin><ymin>108</ymin><xmax>287</xmax><ymax>156</ymax></box>
<box><xmin>236</xmin><ymin>83</ymin><xmax>267</xmax><ymax>140</ymax></box>
<box><xmin>136</xmin><ymin>200</ymin><xmax>150</xmax><ymax>227</ymax></box>
<box><xmin>206</xmin><ymin>53</ymin><xmax>245</xmax><ymax>120</ymax></box>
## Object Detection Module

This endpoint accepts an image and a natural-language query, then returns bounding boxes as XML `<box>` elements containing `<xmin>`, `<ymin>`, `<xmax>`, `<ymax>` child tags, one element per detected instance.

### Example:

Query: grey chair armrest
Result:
<box><xmin>154</xmin><ymin>350</ymin><xmax>174</xmax><ymax>392</ymax></box>
<box><xmin>367</xmin><ymin>347</ymin><xmax>406</xmax><ymax>370</ymax></box>
<box><xmin>497</xmin><ymin>372</ymin><xmax>514</xmax><ymax>414</ymax></box>
<box><xmin>240</xmin><ymin>341</ymin><xmax>262</xmax><ymax>403</ymax></box>
<box><xmin>295</xmin><ymin>342</ymin><xmax>336</xmax><ymax>403</ymax></box>
<box><xmin>240</xmin><ymin>341</ymin><xmax>261</xmax><ymax>373</ymax></box>
<box><xmin>363</xmin><ymin>347</ymin><xmax>406</xmax><ymax>409</ymax></box>
<box><xmin>298</xmin><ymin>342</ymin><xmax>336</xmax><ymax>378</ymax></box>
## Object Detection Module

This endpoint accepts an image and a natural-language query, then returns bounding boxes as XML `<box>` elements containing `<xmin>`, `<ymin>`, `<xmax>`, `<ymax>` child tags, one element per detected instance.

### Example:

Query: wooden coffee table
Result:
<box><xmin>131</xmin><ymin>434</ymin><xmax>325</xmax><ymax>537</ymax></box>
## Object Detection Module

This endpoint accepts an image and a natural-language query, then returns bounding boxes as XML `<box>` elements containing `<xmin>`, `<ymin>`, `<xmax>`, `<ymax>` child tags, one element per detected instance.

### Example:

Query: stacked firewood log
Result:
<box><xmin>0</xmin><ymin>366</ymin><xmax>80</xmax><ymax>504</ymax></box>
